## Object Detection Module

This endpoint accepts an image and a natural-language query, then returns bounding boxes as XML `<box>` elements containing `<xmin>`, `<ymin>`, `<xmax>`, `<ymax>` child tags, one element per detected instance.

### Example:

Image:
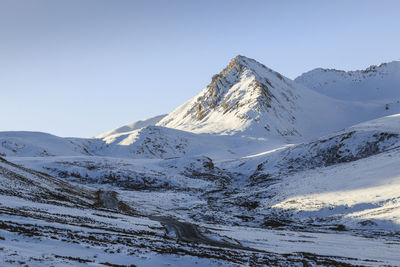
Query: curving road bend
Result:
<box><xmin>97</xmin><ymin>191</ymin><xmax>259</xmax><ymax>252</ymax></box>
<box><xmin>149</xmin><ymin>216</ymin><xmax>259</xmax><ymax>251</ymax></box>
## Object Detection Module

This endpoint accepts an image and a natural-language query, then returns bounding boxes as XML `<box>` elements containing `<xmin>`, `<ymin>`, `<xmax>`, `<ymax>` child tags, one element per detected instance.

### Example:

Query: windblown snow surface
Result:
<box><xmin>2</xmin><ymin>56</ymin><xmax>400</xmax><ymax>266</ymax></box>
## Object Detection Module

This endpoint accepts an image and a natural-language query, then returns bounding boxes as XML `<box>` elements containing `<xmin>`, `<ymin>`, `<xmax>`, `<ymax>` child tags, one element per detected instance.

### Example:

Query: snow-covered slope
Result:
<box><xmin>98</xmin><ymin>126</ymin><xmax>191</xmax><ymax>158</ymax></box>
<box><xmin>205</xmin><ymin>114</ymin><xmax>400</xmax><ymax>230</ymax></box>
<box><xmin>0</xmin><ymin>156</ymin><xmax>94</xmax><ymax>205</ymax></box>
<box><xmin>270</xmin><ymin>147</ymin><xmax>400</xmax><ymax>228</ymax></box>
<box><xmin>234</xmin><ymin>114</ymin><xmax>400</xmax><ymax>183</ymax></box>
<box><xmin>295</xmin><ymin>60</ymin><xmax>400</xmax><ymax>103</ymax></box>
<box><xmin>96</xmin><ymin>114</ymin><xmax>167</xmax><ymax>139</ymax></box>
<box><xmin>0</xmin><ymin>128</ymin><xmax>192</xmax><ymax>159</ymax></box>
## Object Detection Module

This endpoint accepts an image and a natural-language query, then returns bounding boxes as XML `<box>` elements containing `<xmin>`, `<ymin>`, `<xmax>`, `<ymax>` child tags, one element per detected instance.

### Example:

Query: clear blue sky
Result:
<box><xmin>1</xmin><ymin>0</ymin><xmax>399</xmax><ymax>137</ymax></box>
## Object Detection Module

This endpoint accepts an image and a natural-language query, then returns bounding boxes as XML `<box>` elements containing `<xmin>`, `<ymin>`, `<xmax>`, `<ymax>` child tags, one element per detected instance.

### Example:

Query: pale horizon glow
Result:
<box><xmin>1</xmin><ymin>0</ymin><xmax>399</xmax><ymax>137</ymax></box>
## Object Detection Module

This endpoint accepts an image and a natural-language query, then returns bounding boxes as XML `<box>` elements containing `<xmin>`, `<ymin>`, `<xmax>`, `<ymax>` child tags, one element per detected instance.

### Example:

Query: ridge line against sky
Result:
<box><xmin>1</xmin><ymin>0</ymin><xmax>399</xmax><ymax>137</ymax></box>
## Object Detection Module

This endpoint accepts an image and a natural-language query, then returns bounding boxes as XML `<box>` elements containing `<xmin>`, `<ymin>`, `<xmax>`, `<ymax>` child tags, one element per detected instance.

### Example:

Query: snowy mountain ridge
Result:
<box><xmin>96</xmin><ymin>114</ymin><xmax>167</xmax><ymax>139</ymax></box>
<box><xmin>295</xmin><ymin>60</ymin><xmax>400</xmax><ymax>102</ymax></box>
<box><xmin>156</xmin><ymin>55</ymin><xmax>399</xmax><ymax>140</ymax></box>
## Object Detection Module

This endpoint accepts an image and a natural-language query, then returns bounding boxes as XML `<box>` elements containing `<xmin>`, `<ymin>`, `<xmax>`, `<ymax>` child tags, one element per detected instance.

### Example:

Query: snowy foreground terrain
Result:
<box><xmin>2</xmin><ymin>56</ymin><xmax>400</xmax><ymax>266</ymax></box>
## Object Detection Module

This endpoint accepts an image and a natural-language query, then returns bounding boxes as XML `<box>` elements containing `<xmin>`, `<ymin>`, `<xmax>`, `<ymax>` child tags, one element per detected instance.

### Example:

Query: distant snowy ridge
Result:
<box><xmin>96</xmin><ymin>114</ymin><xmax>167</xmax><ymax>139</ymax></box>
<box><xmin>295</xmin><ymin>60</ymin><xmax>400</xmax><ymax>102</ymax></box>
<box><xmin>0</xmin><ymin>131</ymin><xmax>92</xmax><ymax>157</ymax></box>
<box><xmin>0</xmin><ymin>127</ymin><xmax>284</xmax><ymax>160</ymax></box>
<box><xmin>0</xmin><ymin>128</ymin><xmax>190</xmax><ymax>159</ymax></box>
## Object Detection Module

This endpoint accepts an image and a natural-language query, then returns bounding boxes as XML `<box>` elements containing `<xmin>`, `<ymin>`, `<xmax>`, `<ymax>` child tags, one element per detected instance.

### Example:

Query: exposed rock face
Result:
<box><xmin>191</xmin><ymin>56</ymin><xmax>292</xmax><ymax>122</ymax></box>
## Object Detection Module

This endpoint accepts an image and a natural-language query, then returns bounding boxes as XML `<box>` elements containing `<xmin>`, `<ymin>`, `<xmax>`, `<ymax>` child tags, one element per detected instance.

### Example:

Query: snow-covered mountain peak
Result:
<box><xmin>157</xmin><ymin>55</ymin><xmax>307</xmax><ymax>137</ymax></box>
<box><xmin>96</xmin><ymin>56</ymin><xmax>399</xmax><ymax>143</ymax></box>
<box><xmin>225</xmin><ymin>54</ymin><xmax>289</xmax><ymax>84</ymax></box>
<box><xmin>156</xmin><ymin>55</ymin><xmax>390</xmax><ymax>139</ymax></box>
<box><xmin>229</xmin><ymin>55</ymin><xmax>274</xmax><ymax>72</ymax></box>
<box><xmin>203</xmin><ymin>55</ymin><xmax>278</xmax><ymax>99</ymax></box>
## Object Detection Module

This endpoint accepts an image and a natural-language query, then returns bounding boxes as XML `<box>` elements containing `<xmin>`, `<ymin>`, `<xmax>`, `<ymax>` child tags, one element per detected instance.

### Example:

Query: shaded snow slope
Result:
<box><xmin>96</xmin><ymin>114</ymin><xmax>167</xmax><ymax>139</ymax></box>
<box><xmin>295</xmin><ymin>60</ymin><xmax>400</xmax><ymax>103</ymax></box>
<box><xmin>98</xmin><ymin>125</ymin><xmax>286</xmax><ymax>160</ymax></box>
<box><xmin>0</xmin><ymin>157</ymin><xmax>94</xmax><ymax>206</ymax></box>
<box><xmin>8</xmin><ymin>155</ymin><xmax>218</xmax><ymax>190</ymax></box>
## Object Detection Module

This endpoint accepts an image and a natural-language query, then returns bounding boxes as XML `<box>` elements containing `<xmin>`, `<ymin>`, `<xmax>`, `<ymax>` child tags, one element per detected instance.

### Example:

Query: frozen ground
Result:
<box><xmin>1</xmin><ymin>164</ymin><xmax>399</xmax><ymax>266</ymax></box>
